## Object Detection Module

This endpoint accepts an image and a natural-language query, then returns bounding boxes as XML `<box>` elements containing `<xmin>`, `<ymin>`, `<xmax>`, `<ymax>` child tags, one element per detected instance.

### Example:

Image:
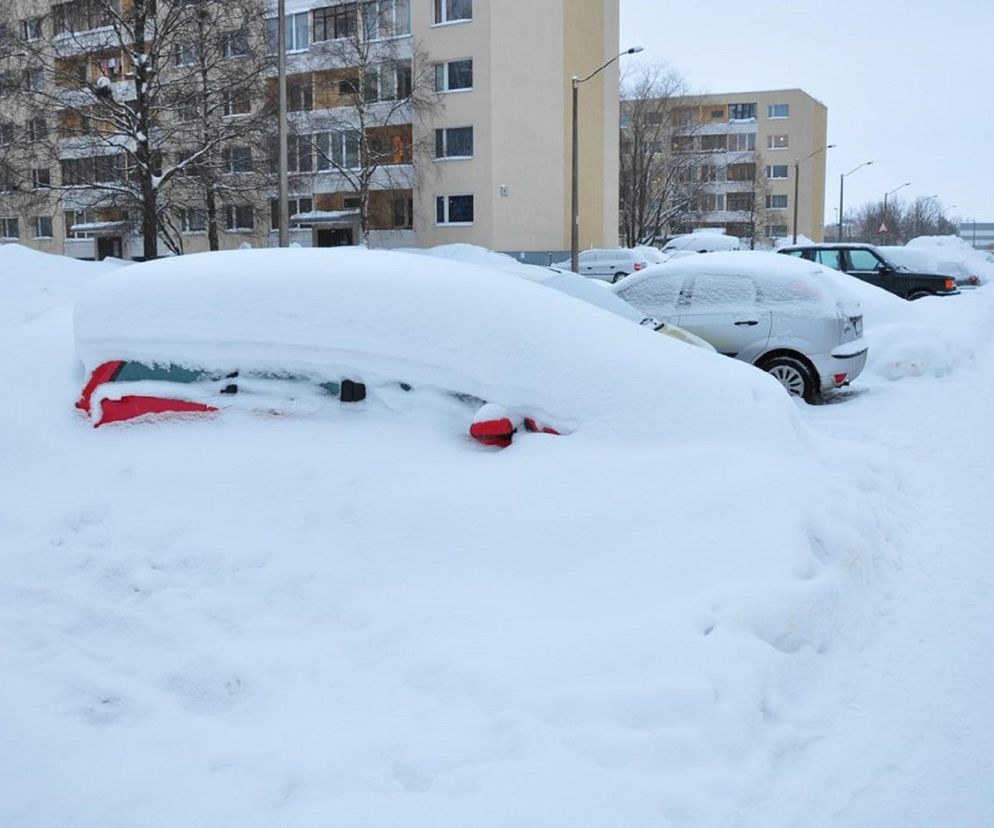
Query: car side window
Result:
<box><xmin>781</xmin><ymin>250</ymin><xmax>805</xmax><ymax>258</ymax></box>
<box><xmin>616</xmin><ymin>273</ymin><xmax>682</xmax><ymax>312</ymax></box>
<box><xmin>814</xmin><ymin>249</ymin><xmax>842</xmax><ymax>270</ymax></box>
<box><xmin>848</xmin><ymin>249</ymin><xmax>883</xmax><ymax>271</ymax></box>
<box><xmin>685</xmin><ymin>274</ymin><xmax>757</xmax><ymax>309</ymax></box>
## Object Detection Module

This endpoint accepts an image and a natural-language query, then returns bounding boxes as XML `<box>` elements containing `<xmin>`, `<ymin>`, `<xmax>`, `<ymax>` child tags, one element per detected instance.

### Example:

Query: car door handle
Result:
<box><xmin>734</xmin><ymin>319</ymin><xmax>759</xmax><ymax>326</ymax></box>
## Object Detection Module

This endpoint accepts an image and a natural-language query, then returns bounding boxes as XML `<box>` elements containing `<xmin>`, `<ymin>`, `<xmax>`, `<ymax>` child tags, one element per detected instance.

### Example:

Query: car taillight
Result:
<box><xmin>634</xmin><ymin>261</ymin><xmax>644</xmax><ymax>271</ymax></box>
<box><xmin>968</xmin><ymin>275</ymin><xmax>979</xmax><ymax>285</ymax></box>
<box><xmin>945</xmin><ymin>278</ymin><xmax>955</xmax><ymax>290</ymax></box>
<box><xmin>833</xmin><ymin>373</ymin><xmax>848</xmax><ymax>385</ymax></box>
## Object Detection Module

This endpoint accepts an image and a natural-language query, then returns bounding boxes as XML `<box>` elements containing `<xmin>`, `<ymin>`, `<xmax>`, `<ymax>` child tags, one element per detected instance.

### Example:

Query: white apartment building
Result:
<box><xmin>0</xmin><ymin>0</ymin><xmax>620</xmax><ymax>262</ymax></box>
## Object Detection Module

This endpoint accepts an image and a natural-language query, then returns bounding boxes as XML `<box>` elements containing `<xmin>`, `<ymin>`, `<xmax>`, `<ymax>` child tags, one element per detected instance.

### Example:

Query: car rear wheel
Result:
<box><xmin>907</xmin><ymin>290</ymin><xmax>931</xmax><ymax>300</ymax></box>
<box><xmin>612</xmin><ymin>271</ymin><xmax>628</xmax><ymax>283</ymax></box>
<box><xmin>760</xmin><ymin>356</ymin><xmax>817</xmax><ymax>403</ymax></box>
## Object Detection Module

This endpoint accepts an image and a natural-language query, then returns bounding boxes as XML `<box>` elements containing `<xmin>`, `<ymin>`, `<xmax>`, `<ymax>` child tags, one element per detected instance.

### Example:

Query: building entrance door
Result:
<box><xmin>316</xmin><ymin>228</ymin><xmax>354</xmax><ymax>247</ymax></box>
<box><xmin>96</xmin><ymin>236</ymin><xmax>123</xmax><ymax>260</ymax></box>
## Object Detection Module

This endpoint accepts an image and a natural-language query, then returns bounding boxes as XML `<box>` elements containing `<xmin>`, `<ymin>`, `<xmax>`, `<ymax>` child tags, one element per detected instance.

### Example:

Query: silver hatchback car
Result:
<box><xmin>612</xmin><ymin>251</ymin><xmax>868</xmax><ymax>401</ymax></box>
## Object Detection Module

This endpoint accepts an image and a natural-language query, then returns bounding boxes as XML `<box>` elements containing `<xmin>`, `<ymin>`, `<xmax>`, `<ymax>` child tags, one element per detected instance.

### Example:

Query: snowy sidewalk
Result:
<box><xmin>755</xmin><ymin>365</ymin><xmax>994</xmax><ymax>826</ymax></box>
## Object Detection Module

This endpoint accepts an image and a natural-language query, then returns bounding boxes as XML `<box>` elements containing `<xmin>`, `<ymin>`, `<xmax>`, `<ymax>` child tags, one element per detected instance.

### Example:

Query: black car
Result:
<box><xmin>778</xmin><ymin>243</ymin><xmax>960</xmax><ymax>300</ymax></box>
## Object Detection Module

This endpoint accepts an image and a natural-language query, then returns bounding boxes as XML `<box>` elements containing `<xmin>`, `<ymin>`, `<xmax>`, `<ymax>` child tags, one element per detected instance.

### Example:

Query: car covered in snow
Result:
<box><xmin>75</xmin><ymin>247</ymin><xmax>791</xmax><ymax>446</ymax></box>
<box><xmin>550</xmin><ymin>248</ymin><xmax>650</xmax><ymax>282</ymax></box>
<box><xmin>612</xmin><ymin>251</ymin><xmax>868</xmax><ymax>401</ymax></box>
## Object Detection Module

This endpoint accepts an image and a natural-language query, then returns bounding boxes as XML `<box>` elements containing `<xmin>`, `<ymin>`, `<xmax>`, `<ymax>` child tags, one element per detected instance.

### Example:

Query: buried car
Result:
<box><xmin>74</xmin><ymin>247</ymin><xmax>796</xmax><ymax>448</ymax></box>
<box><xmin>612</xmin><ymin>251</ymin><xmax>868</xmax><ymax>401</ymax></box>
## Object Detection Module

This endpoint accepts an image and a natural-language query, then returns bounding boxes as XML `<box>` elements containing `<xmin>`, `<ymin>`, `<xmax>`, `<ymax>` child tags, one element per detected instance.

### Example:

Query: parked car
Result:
<box><xmin>778</xmin><ymin>243</ymin><xmax>959</xmax><ymax>300</ymax></box>
<box><xmin>612</xmin><ymin>251</ymin><xmax>867</xmax><ymax>401</ymax></box>
<box><xmin>878</xmin><ymin>246</ymin><xmax>983</xmax><ymax>288</ymax></box>
<box><xmin>551</xmin><ymin>248</ymin><xmax>650</xmax><ymax>282</ymax></box>
<box><xmin>662</xmin><ymin>232</ymin><xmax>741</xmax><ymax>253</ymax></box>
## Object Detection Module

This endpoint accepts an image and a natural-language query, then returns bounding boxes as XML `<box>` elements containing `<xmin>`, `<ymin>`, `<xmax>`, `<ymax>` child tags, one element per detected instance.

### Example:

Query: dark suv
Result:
<box><xmin>778</xmin><ymin>243</ymin><xmax>959</xmax><ymax>300</ymax></box>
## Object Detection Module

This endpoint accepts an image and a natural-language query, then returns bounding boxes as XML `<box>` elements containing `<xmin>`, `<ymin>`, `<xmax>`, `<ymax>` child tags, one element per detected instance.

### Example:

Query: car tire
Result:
<box><xmin>907</xmin><ymin>290</ymin><xmax>931</xmax><ymax>300</ymax></box>
<box><xmin>612</xmin><ymin>271</ymin><xmax>628</xmax><ymax>283</ymax></box>
<box><xmin>760</xmin><ymin>355</ymin><xmax>817</xmax><ymax>403</ymax></box>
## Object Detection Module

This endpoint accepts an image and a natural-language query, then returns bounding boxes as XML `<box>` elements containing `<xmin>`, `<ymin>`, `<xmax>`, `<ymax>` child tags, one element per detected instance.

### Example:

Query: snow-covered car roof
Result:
<box><xmin>73</xmin><ymin>247</ymin><xmax>796</xmax><ymax>443</ymax></box>
<box><xmin>614</xmin><ymin>250</ymin><xmax>861</xmax><ymax>309</ymax></box>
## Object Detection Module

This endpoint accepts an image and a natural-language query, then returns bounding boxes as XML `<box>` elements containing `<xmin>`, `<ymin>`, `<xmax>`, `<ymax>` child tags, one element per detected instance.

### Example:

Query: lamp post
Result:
<box><xmin>792</xmin><ymin>144</ymin><xmax>834</xmax><ymax>244</ymax></box>
<box><xmin>881</xmin><ymin>181</ymin><xmax>911</xmax><ymax>242</ymax></box>
<box><xmin>571</xmin><ymin>46</ymin><xmax>643</xmax><ymax>273</ymax></box>
<box><xmin>277</xmin><ymin>0</ymin><xmax>289</xmax><ymax>247</ymax></box>
<box><xmin>838</xmin><ymin>160</ymin><xmax>873</xmax><ymax>242</ymax></box>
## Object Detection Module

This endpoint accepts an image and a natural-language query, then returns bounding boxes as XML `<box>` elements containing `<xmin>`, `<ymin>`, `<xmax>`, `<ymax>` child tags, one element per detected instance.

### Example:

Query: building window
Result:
<box><xmin>0</xmin><ymin>167</ymin><xmax>14</xmax><ymax>192</ymax></box>
<box><xmin>316</xmin><ymin>131</ymin><xmax>360</xmax><ymax>170</ymax></box>
<box><xmin>174</xmin><ymin>42</ymin><xmax>196</xmax><ymax>66</ymax></box>
<box><xmin>767</xmin><ymin>103</ymin><xmax>789</xmax><ymax>119</ymax></box>
<box><xmin>765</xmin><ymin>194</ymin><xmax>788</xmax><ymax>209</ymax></box>
<box><xmin>700</xmin><ymin>134</ymin><xmax>727</xmax><ymax>152</ymax></box>
<box><xmin>434</xmin><ymin>0</ymin><xmax>471</xmax><ymax>24</ymax></box>
<box><xmin>270</xmin><ymin>196</ymin><xmax>312</xmax><ymax>230</ymax></box>
<box><xmin>362</xmin><ymin>0</ymin><xmax>410</xmax><ymax>39</ymax></box>
<box><xmin>265</xmin><ymin>13</ymin><xmax>309</xmax><ymax>54</ymax></box>
<box><xmin>287</xmin><ymin>135</ymin><xmax>313</xmax><ymax>173</ymax></box>
<box><xmin>23</xmin><ymin>68</ymin><xmax>44</xmax><ymax>91</ymax></box>
<box><xmin>27</xmin><ymin>117</ymin><xmax>47</xmax><ymax>141</ymax></box>
<box><xmin>767</xmin><ymin>134</ymin><xmax>789</xmax><ymax>150</ymax></box>
<box><xmin>33</xmin><ymin>215</ymin><xmax>53</xmax><ymax>237</ymax></box>
<box><xmin>434</xmin><ymin>126</ymin><xmax>473</xmax><ymax>159</ymax></box>
<box><xmin>223</xmin><ymin>93</ymin><xmax>251</xmax><ymax>116</ymax></box>
<box><xmin>313</xmin><ymin>3</ymin><xmax>357</xmax><ymax>41</ymax></box>
<box><xmin>766</xmin><ymin>164</ymin><xmax>788</xmax><ymax>179</ymax></box>
<box><xmin>728</xmin><ymin>102</ymin><xmax>756</xmax><ymax>120</ymax></box>
<box><xmin>65</xmin><ymin>209</ymin><xmax>95</xmax><ymax>238</ymax></box>
<box><xmin>726</xmin><ymin>192</ymin><xmax>754</xmax><ymax>212</ymax></box>
<box><xmin>223</xmin><ymin>29</ymin><xmax>250</xmax><ymax>58</ymax></box>
<box><xmin>0</xmin><ymin>122</ymin><xmax>13</xmax><ymax>145</ymax></box>
<box><xmin>697</xmin><ymin>193</ymin><xmax>724</xmax><ymax>212</ymax></box>
<box><xmin>0</xmin><ymin>217</ymin><xmax>18</xmax><ymax>238</ymax></box>
<box><xmin>287</xmin><ymin>78</ymin><xmax>313</xmax><ymax>112</ymax></box>
<box><xmin>223</xmin><ymin>146</ymin><xmax>252</xmax><ymax>173</ymax></box>
<box><xmin>727</xmin><ymin>163</ymin><xmax>755</xmax><ymax>182</ymax></box>
<box><xmin>672</xmin><ymin>135</ymin><xmax>694</xmax><ymax>152</ymax></box>
<box><xmin>765</xmin><ymin>224</ymin><xmax>788</xmax><ymax>238</ymax></box>
<box><xmin>364</xmin><ymin>60</ymin><xmax>411</xmax><ymax>102</ymax></box>
<box><xmin>434</xmin><ymin>58</ymin><xmax>472</xmax><ymax>92</ymax></box>
<box><xmin>700</xmin><ymin>164</ymin><xmax>725</xmax><ymax>182</ymax></box>
<box><xmin>225</xmin><ymin>205</ymin><xmax>254</xmax><ymax>230</ymax></box>
<box><xmin>32</xmin><ymin>168</ymin><xmax>50</xmax><ymax>188</ymax></box>
<box><xmin>22</xmin><ymin>17</ymin><xmax>43</xmax><ymax>41</ymax></box>
<box><xmin>435</xmin><ymin>194</ymin><xmax>473</xmax><ymax>224</ymax></box>
<box><xmin>392</xmin><ymin>195</ymin><xmax>413</xmax><ymax>228</ymax></box>
<box><xmin>727</xmin><ymin>132</ymin><xmax>755</xmax><ymax>151</ymax></box>
<box><xmin>53</xmin><ymin>0</ymin><xmax>118</xmax><ymax>35</ymax></box>
<box><xmin>181</xmin><ymin>208</ymin><xmax>207</xmax><ymax>232</ymax></box>
<box><xmin>338</xmin><ymin>76</ymin><xmax>359</xmax><ymax>96</ymax></box>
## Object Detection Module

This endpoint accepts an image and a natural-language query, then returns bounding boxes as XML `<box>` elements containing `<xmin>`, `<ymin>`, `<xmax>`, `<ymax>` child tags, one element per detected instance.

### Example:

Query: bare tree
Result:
<box><xmin>619</xmin><ymin>63</ymin><xmax>706</xmax><ymax>247</ymax></box>
<box><xmin>847</xmin><ymin>195</ymin><xmax>957</xmax><ymax>244</ymax></box>
<box><xmin>9</xmin><ymin>0</ymin><xmax>270</xmax><ymax>259</ymax></box>
<box><xmin>283</xmin><ymin>2</ymin><xmax>438</xmax><ymax>244</ymax></box>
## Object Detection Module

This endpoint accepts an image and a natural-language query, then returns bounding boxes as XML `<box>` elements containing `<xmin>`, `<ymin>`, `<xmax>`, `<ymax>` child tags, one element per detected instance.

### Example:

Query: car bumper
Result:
<box><xmin>810</xmin><ymin>344</ymin><xmax>868</xmax><ymax>391</ymax></box>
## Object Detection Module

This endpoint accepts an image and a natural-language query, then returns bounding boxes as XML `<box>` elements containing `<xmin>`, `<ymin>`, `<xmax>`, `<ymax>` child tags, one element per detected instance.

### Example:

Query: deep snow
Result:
<box><xmin>1</xmin><ymin>243</ymin><xmax>991</xmax><ymax>826</ymax></box>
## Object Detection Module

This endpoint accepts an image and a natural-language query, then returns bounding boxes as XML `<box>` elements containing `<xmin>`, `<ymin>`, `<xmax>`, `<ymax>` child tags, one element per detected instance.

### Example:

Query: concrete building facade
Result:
<box><xmin>0</xmin><ymin>0</ymin><xmax>619</xmax><ymax>261</ymax></box>
<box><xmin>667</xmin><ymin>88</ymin><xmax>829</xmax><ymax>244</ymax></box>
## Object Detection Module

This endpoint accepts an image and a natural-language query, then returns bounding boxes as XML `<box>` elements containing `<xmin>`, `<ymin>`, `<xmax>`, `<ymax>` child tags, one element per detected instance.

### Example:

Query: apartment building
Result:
<box><xmin>637</xmin><ymin>88</ymin><xmax>829</xmax><ymax>244</ymax></box>
<box><xmin>0</xmin><ymin>0</ymin><xmax>619</xmax><ymax>261</ymax></box>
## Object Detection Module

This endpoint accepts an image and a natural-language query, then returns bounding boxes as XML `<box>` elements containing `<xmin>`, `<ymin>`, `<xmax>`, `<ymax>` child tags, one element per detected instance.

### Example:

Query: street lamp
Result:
<box><xmin>277</xmin><ymin>0</ymin><xmax>289</xmax><ymax>247</ymax></box>
<box><xmin>792</xmin><ymin>144</ymin><xmax>834</xmax><ymax>244</ymax></box>
<box><xmin>838</xmin><ymin>160</ymin><xmax>873</xmax><ymax>242</ymax></box>
<box><xmin>571</xmin><ymin>46</ymin><xmax>643</xmax><ymax>273</ymax></box>
<box><xmin>881</xmin><ymin>181</ymin><xmax>911</xmax><ymax>241</ymax></box>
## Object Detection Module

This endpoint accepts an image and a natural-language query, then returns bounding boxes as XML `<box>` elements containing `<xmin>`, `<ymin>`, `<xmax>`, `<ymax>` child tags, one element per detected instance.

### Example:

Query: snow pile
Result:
<box><xmin>0</xmin><ymin>245</ymin><xmax>902</xmax><ymax>826</ymax></box>
<box><xmin>906</xmin><ymin>235</ymin><xmax>994</xmax><ymax>284</ymax></box>
<box><xmin>0</xmin><ymin>243</ymin><xmax>127</xmax><ymax>329</ymax></box>
<box><xmin>75</xmin><ymin>247</ymin><xmax>783</xmax><ymax>445</ymax></box>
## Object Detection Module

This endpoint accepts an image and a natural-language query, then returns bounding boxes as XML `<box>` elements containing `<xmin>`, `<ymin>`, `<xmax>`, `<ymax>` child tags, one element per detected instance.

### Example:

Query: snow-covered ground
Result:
<box><xmin>1</xmin><ymin>243</ymin><xmax>991</xmax><ymax>826</ymax></box>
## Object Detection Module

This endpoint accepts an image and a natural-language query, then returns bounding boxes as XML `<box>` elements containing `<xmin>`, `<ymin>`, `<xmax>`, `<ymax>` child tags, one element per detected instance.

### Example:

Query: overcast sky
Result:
<box><xmin>619</xmin><ymin>0</ymin><xmax>993</xmax><ymax>228</ymax></box>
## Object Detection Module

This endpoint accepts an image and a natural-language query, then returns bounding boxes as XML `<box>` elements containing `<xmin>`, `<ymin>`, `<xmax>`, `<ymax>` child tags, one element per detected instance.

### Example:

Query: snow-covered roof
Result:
<box><xmin>68</xmin><ymin>221</ymin><xmax>128</xmax><ymax>234</ymax></box>
<box><xmin>289</xmin><ymin>209</ymin><xmax>360</xmax><ymax>224</ymax></box>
